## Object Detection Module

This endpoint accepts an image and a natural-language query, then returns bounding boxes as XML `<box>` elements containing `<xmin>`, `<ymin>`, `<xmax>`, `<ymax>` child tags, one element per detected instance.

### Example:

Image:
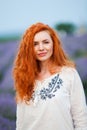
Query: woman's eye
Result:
<box><xmin>34</xmin><ymin>42</ymin><xmax>38</xmax><ymax>46</ymax></box>
<box><xmin>44</xmin><ymin>41</ymin><xmax>49</xmax><ymax>44</ymax></box>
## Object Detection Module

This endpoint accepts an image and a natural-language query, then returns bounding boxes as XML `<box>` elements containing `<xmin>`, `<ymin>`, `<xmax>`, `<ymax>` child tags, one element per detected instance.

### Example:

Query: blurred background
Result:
<box><xmin>0</xmin><ymin>0</ymin><xmax>87</xmax><ymax>130</ymax></box>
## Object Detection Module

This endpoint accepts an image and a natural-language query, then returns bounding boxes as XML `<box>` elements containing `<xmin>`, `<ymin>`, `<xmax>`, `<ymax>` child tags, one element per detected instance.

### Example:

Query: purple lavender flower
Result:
<box><xmin>75</xmin><ymin>57</ymin><xmax>87</xmax><ymax>80</ymax></box>
<box><xmin>0</xmin><ymin>116</ymin><xmax>16</xmax><ymax>130</ymax></box>
<box><xmin>0</xmin><ymin>94</ymin><xmax>16</xmax><ymax>120</ymax></box>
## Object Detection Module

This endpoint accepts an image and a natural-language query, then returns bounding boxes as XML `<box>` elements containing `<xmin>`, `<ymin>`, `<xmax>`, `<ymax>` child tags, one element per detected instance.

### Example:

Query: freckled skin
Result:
<box><xmin>34</xmin><ymin>31</ymin><xmax>53</xmax><ymax>63</ymax></box>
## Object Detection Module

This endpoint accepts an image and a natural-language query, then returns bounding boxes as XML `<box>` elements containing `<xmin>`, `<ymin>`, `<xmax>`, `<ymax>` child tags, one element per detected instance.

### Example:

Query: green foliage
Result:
<box><xmin>0</xmin><ymin>108</ymin><xmax>16</xmax><ymax>121</ymax></box>
<box><xmin>0</xmin><ymin>34</ymin><xmax>21</xmax><ymax>42</ymax></box>
<box><xmin>55</xmin><ymin>22</ymin><xmax>76</xmax><ymax>34</ymax></box>
<box><xmin>0</xmin><ymin>72</ymin><xmax>4</xmax><ymax>82</ymax></box>
<box><xmin>0</xmin><ymin>88</ymin><xmax>15</xmax><ymax>96</ymax></box>
<box><xmin>73</xmin><ymin>50</ymin><xmax>87</xmax><ymax>59</ymax></box>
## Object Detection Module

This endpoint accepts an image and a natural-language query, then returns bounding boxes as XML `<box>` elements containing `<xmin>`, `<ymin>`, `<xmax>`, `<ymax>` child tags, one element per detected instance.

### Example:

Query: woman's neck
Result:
<box><xmin>37</xmin><ymin>61</ymin><xmax>62</xmax><ymax>81</ymax></box>
<box><xmin>40</xmin><ymin>61</ymin><xmax>50</xmax><ymax>75</ymax></box>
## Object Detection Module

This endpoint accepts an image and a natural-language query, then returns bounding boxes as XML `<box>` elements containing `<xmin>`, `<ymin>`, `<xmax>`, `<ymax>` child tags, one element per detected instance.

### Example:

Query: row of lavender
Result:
<box><xmin>0</xmin><ymin>40</ymin><xmax>19</xmax><ymax>130</ymax></box>
<box><xmin>0</xmin><ymin>33</ymin><xmax>87</xmax><ymax>130</ymax></box>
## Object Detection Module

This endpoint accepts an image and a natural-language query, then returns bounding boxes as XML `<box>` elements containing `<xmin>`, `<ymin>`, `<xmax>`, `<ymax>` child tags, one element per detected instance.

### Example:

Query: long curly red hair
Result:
<box><xmin>13</xmin><ymin>22</ymin><xmax>75</xmax><ymax>102</ymax></box>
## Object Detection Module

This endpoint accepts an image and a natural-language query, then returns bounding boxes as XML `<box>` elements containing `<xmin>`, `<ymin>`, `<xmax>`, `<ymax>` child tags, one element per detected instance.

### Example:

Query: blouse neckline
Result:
<box><xmin>36</xmin><ymin>66</ymin><xmax>64</xmax><ymax>83</ymax></box>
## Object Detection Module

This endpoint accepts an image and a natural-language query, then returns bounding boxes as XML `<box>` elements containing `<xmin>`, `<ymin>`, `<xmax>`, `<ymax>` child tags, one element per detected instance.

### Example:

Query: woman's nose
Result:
<box><xmin>39</xmin><ymin>43</ymin><xmax>44</xmax><ymax>50</ymax></box>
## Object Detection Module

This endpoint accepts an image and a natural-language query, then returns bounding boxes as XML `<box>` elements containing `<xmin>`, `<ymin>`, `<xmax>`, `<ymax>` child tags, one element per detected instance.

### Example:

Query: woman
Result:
<box><xmin>13</xmin><ymin>22</ymin><xmax>87</xmax><ymax>130</ymax></box>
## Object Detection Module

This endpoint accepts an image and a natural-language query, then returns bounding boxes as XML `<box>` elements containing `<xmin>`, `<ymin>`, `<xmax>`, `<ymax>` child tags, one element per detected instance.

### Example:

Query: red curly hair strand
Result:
<box><xmin>13</xmin><ymin>22</ymin><xmax>75</xmax><ymax>102</ymax></box>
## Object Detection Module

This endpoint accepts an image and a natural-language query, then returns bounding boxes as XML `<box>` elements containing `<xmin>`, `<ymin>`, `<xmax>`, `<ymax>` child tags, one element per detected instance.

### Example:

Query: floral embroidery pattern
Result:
<box><xmin>40</xmin><ymin>74</ymin><xmax>63</xmax><ymax>100</ymax></box>
<box><xmin>32</xmin><ymin>74</ymin><xmax>63</xmax><ymax>102</ymax></box>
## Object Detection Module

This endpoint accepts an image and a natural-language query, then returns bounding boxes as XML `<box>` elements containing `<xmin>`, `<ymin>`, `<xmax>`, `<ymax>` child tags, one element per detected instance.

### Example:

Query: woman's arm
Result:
<box><xmin>70</xmin><ymin>69</ymin><xmax>87</xmax><ymax>130</ymax></box>
<box><xmin>16</xmin><ymin>102</ymin><xmax>24</xmax><ymax>130</ymax></box>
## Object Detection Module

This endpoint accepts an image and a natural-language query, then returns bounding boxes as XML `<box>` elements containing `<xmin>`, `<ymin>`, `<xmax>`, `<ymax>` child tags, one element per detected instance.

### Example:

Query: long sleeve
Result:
<box><xmin>70</xmin><ymin>69</ymin><xmax>87</xmax><ymax>130</ymax></box>
<box><xmin>16</xmin><ymin>102</ymin><xmax>24</xmax><ymax>130</ymax></box>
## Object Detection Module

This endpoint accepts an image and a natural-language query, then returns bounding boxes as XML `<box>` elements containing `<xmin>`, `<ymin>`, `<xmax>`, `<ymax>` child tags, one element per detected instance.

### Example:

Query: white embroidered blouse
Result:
<box><xmin>16</xmin><ymin>67</ymin><xmax>87</xmax><ymax>130</ymax></box>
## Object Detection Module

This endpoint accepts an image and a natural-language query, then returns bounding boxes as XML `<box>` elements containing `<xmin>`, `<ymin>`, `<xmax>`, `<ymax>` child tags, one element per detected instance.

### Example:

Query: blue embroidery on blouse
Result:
<box><xmin>39</xmin><ymin>74</ymin><xmax>63</xmax><ymax>100</ymax></box>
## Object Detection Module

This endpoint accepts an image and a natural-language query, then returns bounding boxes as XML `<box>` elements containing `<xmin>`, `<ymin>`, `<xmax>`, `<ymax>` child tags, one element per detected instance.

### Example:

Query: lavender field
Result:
<box><xmin>0</xmin><ymin>33</ymin><xmax>87</xmax><ymax>130</ymax></box>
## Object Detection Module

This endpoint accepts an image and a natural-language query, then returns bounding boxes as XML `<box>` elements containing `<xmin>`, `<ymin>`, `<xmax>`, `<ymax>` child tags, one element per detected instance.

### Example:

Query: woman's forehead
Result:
<box><xmin>34</xmin><ymin>31</ymin><xmax>52</xmax><ymax>41</ymax></box>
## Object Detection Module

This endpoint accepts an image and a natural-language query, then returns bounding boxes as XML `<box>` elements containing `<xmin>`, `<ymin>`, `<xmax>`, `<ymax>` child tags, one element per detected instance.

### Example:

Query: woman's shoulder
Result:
<box><xmin>53</xmin><ymin>66</ymin><xmax>78</xmax><ymax>78</ymax></box>
<box><xmin>62</xmin><ymin>66</ymin><xmax>77</xmax><ymax>74</ymax></box>
<box><xmin>54</xmin><ymin>65</ymin><xmax>76</xmax><ymax>73</ymax></box>
<box><xmin>60</xmin><ymin>66</ymin><xmax>80</xmax><ymax>80</ymax></box>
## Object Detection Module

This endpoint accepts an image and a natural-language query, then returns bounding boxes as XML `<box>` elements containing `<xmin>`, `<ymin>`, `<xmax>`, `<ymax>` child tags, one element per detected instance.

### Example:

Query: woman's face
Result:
<box><xmin>33</xmin><ymin>31</ymin><xmax>53</xmax><ymax>62</ymax></box>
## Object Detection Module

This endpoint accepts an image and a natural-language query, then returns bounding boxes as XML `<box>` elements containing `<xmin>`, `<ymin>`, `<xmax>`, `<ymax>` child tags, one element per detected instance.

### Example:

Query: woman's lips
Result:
<box><xmin>38</xmin><ymin>52</ymin><xmax>47</xmax><ymax>57</ymax></box>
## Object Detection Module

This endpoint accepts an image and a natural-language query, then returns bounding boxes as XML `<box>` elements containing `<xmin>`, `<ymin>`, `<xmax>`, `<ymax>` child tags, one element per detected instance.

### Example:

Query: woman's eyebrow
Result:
<box><xmin>34</xmin><ymin>39</ymin><xmax>49</xmax><ymax>43</ymax></box>
<box><xmin>34</xmin><ymin>41</ymin><xmax>38</xmax><ymax>43</ymax></box>
<box><xmin>42</xmin><ymin>39</ymin><xmax>49</xmax><ymax>41</ymax></box>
